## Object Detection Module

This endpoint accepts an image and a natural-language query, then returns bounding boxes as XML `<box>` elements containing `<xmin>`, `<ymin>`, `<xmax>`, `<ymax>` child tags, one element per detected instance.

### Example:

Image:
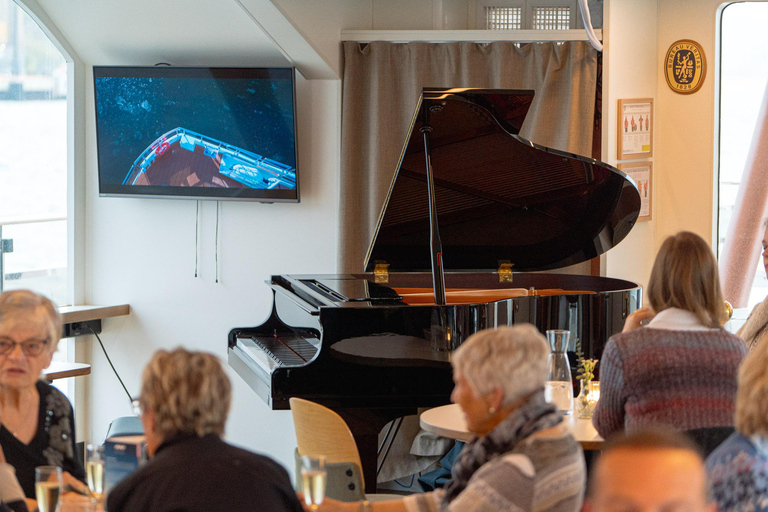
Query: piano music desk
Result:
<box><xmin>420</xmin><ymin>403</ymin><xmax>603</xmax><ymax>450</ymax></box>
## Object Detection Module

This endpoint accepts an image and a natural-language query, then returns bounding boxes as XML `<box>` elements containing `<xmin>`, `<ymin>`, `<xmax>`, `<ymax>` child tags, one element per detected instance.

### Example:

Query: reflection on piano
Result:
<box><xmin>228</xmin><ymin>88</ymin><xmax>642</xmax><ymax>492</ymax></box>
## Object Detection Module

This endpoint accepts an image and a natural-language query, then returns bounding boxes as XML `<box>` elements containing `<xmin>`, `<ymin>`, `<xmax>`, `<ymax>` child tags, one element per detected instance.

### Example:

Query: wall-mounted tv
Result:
<box><xmin>93</xmin><ymin>66</ymin><xmax>299</xmax><ymax>202</ymax></box>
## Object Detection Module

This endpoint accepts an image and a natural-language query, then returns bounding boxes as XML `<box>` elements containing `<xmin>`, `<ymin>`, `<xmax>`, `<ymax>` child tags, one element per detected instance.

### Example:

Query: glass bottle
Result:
<box><xmin>545</xmin><ymin>329</ymin><xmax>573</xmax><ymax>414</ymax></box>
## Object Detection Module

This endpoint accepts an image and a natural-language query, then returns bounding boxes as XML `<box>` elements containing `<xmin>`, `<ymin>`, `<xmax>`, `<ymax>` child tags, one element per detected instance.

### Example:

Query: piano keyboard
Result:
<box><xmin>235</xmin><ymin>335</ymin><xmax>319</xmax><ymax>374</ymax></box>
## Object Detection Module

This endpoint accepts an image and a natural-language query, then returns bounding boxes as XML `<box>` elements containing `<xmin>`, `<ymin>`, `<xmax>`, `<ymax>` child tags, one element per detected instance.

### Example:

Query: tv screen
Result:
<box><xmin>93</xmin><ymin>66</ymin><xmax>299</xmax><ymax>202</ymax></box>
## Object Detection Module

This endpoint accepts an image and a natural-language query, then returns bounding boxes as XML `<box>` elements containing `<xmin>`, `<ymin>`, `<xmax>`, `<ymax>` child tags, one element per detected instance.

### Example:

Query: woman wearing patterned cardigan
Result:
<box><xmin>593</xmin><ymin>231</ymin><xmax>748</xmax><ymax>439</ymax></box>
<box><xmin>311</xmin><ymin>325</ymin><xmax>586</xmax><ymax>512</ymax></box>
<box><xmin>706</xmin><ymin>335</ymin><xmax>768</xmax><ymax>511</ymax></box>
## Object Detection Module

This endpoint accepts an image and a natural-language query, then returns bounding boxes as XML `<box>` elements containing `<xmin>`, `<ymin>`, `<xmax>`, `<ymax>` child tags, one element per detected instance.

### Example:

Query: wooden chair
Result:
<box><xmin>290</xmin><ymin>397</ymin><xmax>403</xmax><ymax>503</ymax></box>
<box><xmin>290</xmin><ymin>397</ymin><xmax>367</xmax><ymax>502</ymax></box>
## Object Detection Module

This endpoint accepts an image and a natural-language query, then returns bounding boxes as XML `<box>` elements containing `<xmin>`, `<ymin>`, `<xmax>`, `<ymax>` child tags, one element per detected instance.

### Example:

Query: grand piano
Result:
<box><xmin>228</xmin><ymin>88</ymin><xmax>642</xmax><ymax>491</ymax></box>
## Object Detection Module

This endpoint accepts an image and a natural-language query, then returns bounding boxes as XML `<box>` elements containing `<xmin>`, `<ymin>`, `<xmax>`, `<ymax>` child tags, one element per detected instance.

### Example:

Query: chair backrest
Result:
<box><xmin>685</xmin><ymin>426</ymin><xmax>735</xmax><ymax>457</ymax></box>
<box><xmin>289</xmin><ymin>397</ymin><xmax>365</xmax><ymax>481</ymax></box>
<box><xmin>105</xmin><ymin>416</ymin><xmax>144</xmax><ymax>441</ymax></box>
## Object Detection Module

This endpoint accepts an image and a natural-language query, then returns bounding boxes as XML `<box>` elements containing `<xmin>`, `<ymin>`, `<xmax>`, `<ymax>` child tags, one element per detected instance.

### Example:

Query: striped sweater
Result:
<box><xmin>403</xmin><ymin>423</ymin><xmax>585</xmax><ymax>512</ymax></box>
<box><xmin>593</xmin><ymin>327</ymin><xmax>747</xmax><ymax>439</ymax></box>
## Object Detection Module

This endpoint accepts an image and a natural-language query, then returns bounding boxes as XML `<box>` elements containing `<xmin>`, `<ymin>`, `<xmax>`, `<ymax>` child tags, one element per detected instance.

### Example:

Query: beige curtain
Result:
<box><xmin>338</xmin><ymin>41</ymin><xmax>599</xmax><ymax>272</ymax></box>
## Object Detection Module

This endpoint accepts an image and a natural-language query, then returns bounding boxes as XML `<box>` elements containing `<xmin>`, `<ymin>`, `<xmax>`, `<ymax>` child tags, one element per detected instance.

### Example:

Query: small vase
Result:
<box><xmin>576</xmin><ymin>380</ymin><xmax>597</xmax><ymax>419</ymax></box>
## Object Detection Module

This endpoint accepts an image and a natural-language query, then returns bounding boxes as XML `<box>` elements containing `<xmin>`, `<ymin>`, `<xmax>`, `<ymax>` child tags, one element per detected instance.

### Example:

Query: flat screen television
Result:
<box><xmin>93</xmin><ymin>66</ymin><xmax>299</xmax><ymax>202</ymax></box>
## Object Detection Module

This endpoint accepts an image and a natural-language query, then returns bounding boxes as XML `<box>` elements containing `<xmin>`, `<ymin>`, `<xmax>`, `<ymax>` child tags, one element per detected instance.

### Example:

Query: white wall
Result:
<box><xmin>601</xmin><ymin>0</ymin><xmax>658</xmax><ymax>295</ymax></box>
<box><xmin>82</xmin><ymin>74</ymin><xmax>341</xmax><ymax>470</ymax></box>
<box><xmin>20</xmin><ymin>0</ymin><xmax>342</xmax><ymax>473</ymax></box>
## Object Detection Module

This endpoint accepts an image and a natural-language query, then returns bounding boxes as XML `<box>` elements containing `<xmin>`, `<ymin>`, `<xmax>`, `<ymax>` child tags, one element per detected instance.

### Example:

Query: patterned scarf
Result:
<box><xmin>442</xmin><ymin>389</ymin><xmax>562</xmax><ymax>506</ymax></box>
<box><xmin>738</xmin><ymin>296</ymin><xmax>768</xmax><ymax>351</ymax></box>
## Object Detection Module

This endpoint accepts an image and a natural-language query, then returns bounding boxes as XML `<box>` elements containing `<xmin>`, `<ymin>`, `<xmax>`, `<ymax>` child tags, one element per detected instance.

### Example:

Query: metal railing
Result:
<box><xmin>0</xmin><ymin>214</ymin><xmax>66</xmax><ymax>293</ymax></box>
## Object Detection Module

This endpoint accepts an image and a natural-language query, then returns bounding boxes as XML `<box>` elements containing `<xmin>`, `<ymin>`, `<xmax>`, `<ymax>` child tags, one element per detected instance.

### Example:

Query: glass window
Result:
<box><xmin>485</xmin><ymin>6</ymin><xmax>524</xmax><ymax>30</ymax></box>
<box><xmin>0</xmin><ymin>0</ymin><xmax>68</xmax><ymax>305</ymax></box>
<box><xmin>532</xmin><ymin>6</ymin><xmax>571</xmax><ymax>30</ymax></box>
<box><xmin>717</xmin><ymin>2</ymin><xmax>768</xmax><ymax>314</ymax></box>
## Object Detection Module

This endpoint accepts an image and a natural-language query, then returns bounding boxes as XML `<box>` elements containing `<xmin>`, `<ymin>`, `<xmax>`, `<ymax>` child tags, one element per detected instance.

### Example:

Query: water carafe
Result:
<box><xmin>545</xmin><ymin>329</ymin><xmax>573</xmax><ymax>414</ymax></box>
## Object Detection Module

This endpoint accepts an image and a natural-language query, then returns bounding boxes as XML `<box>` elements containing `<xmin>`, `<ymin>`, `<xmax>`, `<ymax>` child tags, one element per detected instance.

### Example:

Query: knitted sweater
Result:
<box><xmin>402</xmin><ymin>423</ymin><xmax>585</xmax><ymax>512</ymax></box>
<box><xmin>592</xmin><ymin>327</ymin><xmax>747</xmax><ymax>439</ymax></box>
<box><xmin>706</xmin><ymin>432</ymin><xmax>768</xmax><ymax>512</ymax></box>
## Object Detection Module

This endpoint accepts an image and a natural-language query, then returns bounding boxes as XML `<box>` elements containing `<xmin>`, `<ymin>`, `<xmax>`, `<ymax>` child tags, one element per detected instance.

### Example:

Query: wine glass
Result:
<box><xmin>86</xmin><ymin>444</ymin><xmax>105</xmax><ymax>502</ymax></box>
<box><xmin>300</xmin><ymin>455</ymin><xmax>327</xmax><ymax>510</ymax></box>
<box><xmin>35</xmin><ymin>465</ymin><xmax>63</xmax><ymax>512</ymax></box>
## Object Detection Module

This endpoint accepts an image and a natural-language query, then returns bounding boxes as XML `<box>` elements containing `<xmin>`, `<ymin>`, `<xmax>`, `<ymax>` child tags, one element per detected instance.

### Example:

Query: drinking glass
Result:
<box><xmin>35</xmin><ymin>465</ymin><xmax>63</xmax><ymax>512</ymax></box>
<box><xmin>300</xmin><ymin>455</ymin><xmax>327</xmax><ymax>510</ymax></box>
<box><xmin>86</xmin><ymin>444</ymin><xmax>105</xmax><ymax>502</ymax></box>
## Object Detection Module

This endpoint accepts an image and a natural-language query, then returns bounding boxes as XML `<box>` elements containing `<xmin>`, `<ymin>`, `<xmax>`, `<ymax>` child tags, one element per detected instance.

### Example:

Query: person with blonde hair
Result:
<box><xmin>107</xmin><ymin>348</ymin><xmax>303</xmax><ymax>512</ymax></box>
<box><xmin>0</xmin><ymin>290</ymin><xmax>84</xmax><ymax>499</ymax></box>
<box><xmin>312</xmin><ymin>325</ymin><xmax>586</xmax><ymax>512</ymax></box>
<box><xmin>706</xmin><ymin>335</ymin><xmax>768</xmax><ymax>511</ymax></box>
<box><xmin>737</xmin><ymin>218</ymin><xmax>768</xmax><ymax>350</ymax></box>
<box><xmin>593</xmin><ymin>231</ymin><xmax>747</xmax><ymax>439</ymax></box>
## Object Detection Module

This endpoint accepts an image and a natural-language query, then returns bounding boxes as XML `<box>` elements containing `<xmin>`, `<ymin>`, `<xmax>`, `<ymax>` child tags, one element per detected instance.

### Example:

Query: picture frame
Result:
<box><xmin>618</xmin><ymin>98</ymin><xmax>653</xmax><ymax>159</ymax></box>
<box><xmin>619</xmin><ymin>162</ymin><xmax>652</xmax><ymax>222</ymax></box>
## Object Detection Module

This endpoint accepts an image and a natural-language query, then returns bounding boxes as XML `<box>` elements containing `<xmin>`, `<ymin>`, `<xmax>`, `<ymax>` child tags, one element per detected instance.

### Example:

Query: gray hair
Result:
<box><xmin>0</xmin><ymin>289</ymin><xmax>61</xmax><ymax>353</ymax></box>
<box><xmin>140</xmin><ymin>348</ymin><xmax>232</xmax><ymax>439</ymax></box>
<box><xmin>451</xmin><ymin>324</ymin><xmax>549</xmax><ymax>407</ymax></box>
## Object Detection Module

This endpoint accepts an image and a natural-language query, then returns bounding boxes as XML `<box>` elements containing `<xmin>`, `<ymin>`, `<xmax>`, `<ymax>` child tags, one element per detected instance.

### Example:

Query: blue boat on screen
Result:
<box><xmin>123</xmin><ymin>127</ymin><xmax>297</xmax><ymax>190</ymax></box>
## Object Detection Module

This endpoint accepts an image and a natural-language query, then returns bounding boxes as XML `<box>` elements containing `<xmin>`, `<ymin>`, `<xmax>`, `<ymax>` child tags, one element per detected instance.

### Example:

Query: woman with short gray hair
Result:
<box><xmin>0</xmin><ymin>290</ymin><xmax>84</xmax><ymax>500</ymax></box>
<box><xmin>107</xmin><ymin>348</ymin><xmax>304</xmax><ymax>512</ymax></box>
<box><xmin>314</xmin><ymin>324</ymin><xmax>586</xmax><ymax>512</ymax></box>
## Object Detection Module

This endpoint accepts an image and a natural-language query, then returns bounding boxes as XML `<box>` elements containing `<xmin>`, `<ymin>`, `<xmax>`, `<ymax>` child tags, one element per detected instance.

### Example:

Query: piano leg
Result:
<box><xmin>337</xmin><ymin>407</ymin><xmax>417</xmax><ymax>494</ymax></box>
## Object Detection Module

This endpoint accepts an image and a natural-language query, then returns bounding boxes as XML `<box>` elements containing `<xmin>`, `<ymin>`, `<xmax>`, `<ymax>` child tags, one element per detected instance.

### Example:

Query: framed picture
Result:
<box><xmin>618</xmin><ymin>98</ymin><xmax>653</xmax><ymax>159</ymax></box>
<box><xmin>619</xmin><ymin>162</ymin><xmax>652</xmax><ymax>222</ymax></box>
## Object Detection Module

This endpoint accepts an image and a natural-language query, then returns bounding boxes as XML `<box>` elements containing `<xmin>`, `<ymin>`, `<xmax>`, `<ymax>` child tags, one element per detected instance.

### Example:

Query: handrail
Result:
<box><xmin>0</xmin><ymin>215</ymin><xmax>66</xmax><ymax>226</ymax></box>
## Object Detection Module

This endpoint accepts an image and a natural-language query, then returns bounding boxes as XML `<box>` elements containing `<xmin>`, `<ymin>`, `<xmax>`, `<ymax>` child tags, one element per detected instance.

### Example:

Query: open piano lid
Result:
<box><xmin>364</xmin><ymin>88</ymin><xmax>641</xmax><ymax>273</ymax></box>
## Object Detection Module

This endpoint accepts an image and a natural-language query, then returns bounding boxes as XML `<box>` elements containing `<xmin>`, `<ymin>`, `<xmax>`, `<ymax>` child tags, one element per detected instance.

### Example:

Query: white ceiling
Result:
<box><xmin>33</xmin><ymin>0</ymin><xmax>292</xmax><ymax>68</ymax></box>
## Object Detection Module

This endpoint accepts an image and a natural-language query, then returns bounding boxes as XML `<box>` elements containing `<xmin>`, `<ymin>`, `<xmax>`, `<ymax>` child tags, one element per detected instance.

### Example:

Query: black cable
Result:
<box><xmin>194</xmin><ymin>200</ymin><xmax>200</xmax><ymax>278</ymax></box>
<box><xmin>215</xmin><ymin>201</ymin><xmax>220</xmax><ymax>283</ymax></box>
<box><xmin>87</xmin><ymin>325</ymin><xmax>133</xmax><ymax>405</ymax></box>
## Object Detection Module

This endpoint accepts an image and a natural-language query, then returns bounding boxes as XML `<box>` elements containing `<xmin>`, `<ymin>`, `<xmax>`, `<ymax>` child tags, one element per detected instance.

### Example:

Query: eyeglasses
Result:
<box><xmin>131</xmin><ymin>398</ymin><xmax>143</xmax><ymax>417</ymax></box>
<box><xmin>0</xmin><ymin>337</ymin><xmax>49</xmax><ymax>357</ymax></box>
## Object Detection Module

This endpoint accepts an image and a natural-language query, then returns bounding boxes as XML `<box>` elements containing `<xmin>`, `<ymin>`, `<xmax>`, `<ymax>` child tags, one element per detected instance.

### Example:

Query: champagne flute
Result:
<box><xmin>35</xmin><ymin>465</ymin><xmax>63</xmax><ymax>512</ymax></box>
<box><xmin>300</xmin><ymin>455</ymin><xmax>327</xmax><ymax>510</ymax></box>
<box><xmin>86</xmin><ymin>444</ymin><xmax>105</xmax><ymax>502</ymax></box>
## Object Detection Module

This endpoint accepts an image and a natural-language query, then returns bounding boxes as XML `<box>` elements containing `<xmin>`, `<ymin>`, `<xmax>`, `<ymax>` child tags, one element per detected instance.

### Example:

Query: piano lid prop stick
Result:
<box><xmin>421</xmin><ymin>112</ymin><xmax>447</xmax><ymax>306</ymax></box>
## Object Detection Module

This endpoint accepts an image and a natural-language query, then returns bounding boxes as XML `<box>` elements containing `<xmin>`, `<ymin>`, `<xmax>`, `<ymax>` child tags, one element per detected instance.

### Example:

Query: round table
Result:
<box><xmin>419</xmin><ymin>403</ymin><xmax>604</xmax><ymax>450</ymax></box>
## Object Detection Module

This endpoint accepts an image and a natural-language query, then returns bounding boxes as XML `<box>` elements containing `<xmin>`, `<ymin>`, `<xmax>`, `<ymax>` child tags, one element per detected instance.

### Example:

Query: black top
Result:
<box><xmin>106</xmin><ymin>433</ymin><xmax>304</xmax><ymax>512</ymax></box>
<box><xmin>0</xmin><ymin>380</ymin><xmax>85</xmax><ymax>498</ymax></box>
<box><xmin>365</xmin><ymin>88</ymin><xmax>641</xmax><ymax>272</ymax></box>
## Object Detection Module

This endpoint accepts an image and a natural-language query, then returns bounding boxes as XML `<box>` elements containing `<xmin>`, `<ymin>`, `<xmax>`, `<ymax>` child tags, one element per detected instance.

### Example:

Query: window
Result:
<box><xmin>485</xmin><ymin>6</ymin><xmax>523</xmax><ymax>30</ymax></box>
<box><xmin>532</xmin><ymin>6</ymin><xmax>571</xmax><ymax>30</ymax></box>
<box><xmin>477</xmin><ymin>0</ymin><xmax>579</xmax><ymax>30</ymax></box>
<box><xmin>0</xmin><ymin>0</ymin><xmax>68</xmax><ymax>306</ymax></box>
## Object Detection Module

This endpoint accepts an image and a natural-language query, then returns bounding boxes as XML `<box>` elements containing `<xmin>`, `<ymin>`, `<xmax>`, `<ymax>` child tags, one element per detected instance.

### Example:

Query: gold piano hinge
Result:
<box><xmin>498</xmin><ymin>262</ymin><xmax>514</xmax><ymax>283</ymax></box>
<box><xmin>374</xmin><ymin>262</ymin><xmax>390</xmax><ymax>284</ymax></box>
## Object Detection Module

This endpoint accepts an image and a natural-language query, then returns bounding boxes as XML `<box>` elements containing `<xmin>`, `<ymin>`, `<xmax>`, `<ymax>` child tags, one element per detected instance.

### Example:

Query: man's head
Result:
<box><xmin>585</xmin><ymin>428</ymin><xmax>715</xmax><ymax>512</ymax></box>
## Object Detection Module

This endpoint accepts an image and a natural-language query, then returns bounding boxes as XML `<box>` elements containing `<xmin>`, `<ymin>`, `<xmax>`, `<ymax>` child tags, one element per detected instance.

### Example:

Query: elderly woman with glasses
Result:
<box><xmin>0</xmin><ymin>290</ymin><xmax>84</xmax><ymax>499</ymax></box>
<box><xmin>313</xmin><ymin>325</ymin><xmax>586</xmax><ymax>512</ymax></box>
<box><xmin>107</xmin><ymin>347</ymin><xmax>304</xmax><ymax>512</ymax></box>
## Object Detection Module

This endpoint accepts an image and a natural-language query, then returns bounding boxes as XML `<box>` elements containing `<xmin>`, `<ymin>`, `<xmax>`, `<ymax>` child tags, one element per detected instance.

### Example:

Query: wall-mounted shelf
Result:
<box><xmin>58</xmin><ymin>304</ymin><xmax>130</xmax><ymax>338</ymax></box>
<box><xmin>340</xmin><ymin>29</ymin><xmax>600</xmax><ymax>43</ymax></box>
<box><xmin>44</xmin><ymin>361</ymin><xmax>91</xmax><ymax>380</ymax></box>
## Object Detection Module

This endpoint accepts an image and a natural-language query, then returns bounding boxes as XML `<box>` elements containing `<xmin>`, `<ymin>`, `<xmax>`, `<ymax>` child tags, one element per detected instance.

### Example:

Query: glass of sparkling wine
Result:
<box><xmin>35</xmin><ymin>465</ymin><xmax>62</xmax><ymax>512</ymax></box>
<box><xmin>300</xmin><ymin>455</ymin><xmax>327</xmax><ymax>510</ymax></box>
<box><xmin>86</xmin><ymin>444</ymin><xmax>105</xmax><ymax>501</ymax></box>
